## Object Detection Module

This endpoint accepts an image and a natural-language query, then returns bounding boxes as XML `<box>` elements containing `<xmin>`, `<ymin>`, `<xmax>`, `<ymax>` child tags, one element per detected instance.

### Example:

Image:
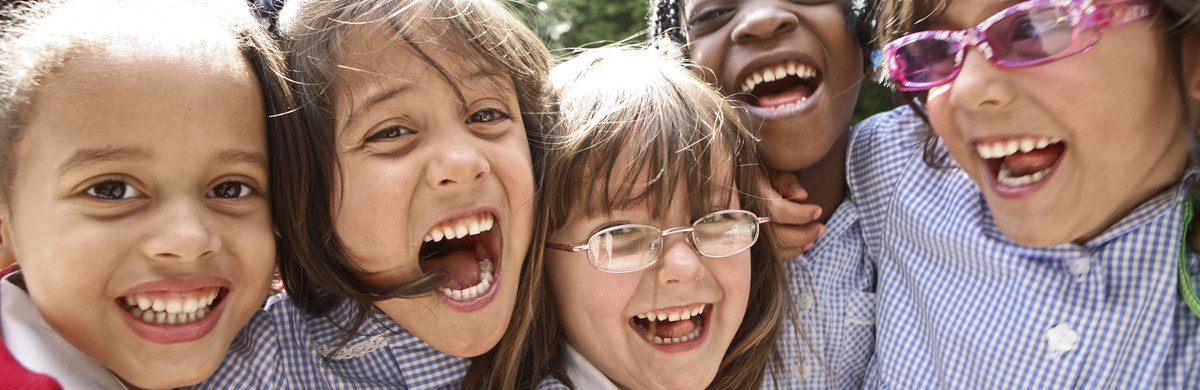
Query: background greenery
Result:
<box><xmin>511</xmin><ymin>0</ymin><xmax>899</xmax><ymax>124</ymax></box>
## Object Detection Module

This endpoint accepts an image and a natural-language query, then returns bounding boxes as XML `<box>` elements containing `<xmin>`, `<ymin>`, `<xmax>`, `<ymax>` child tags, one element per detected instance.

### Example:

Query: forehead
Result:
<box><xmin>934</xmin><ymin>0</ymin><xmax>1029</xmax><ymax>28</ymax></box>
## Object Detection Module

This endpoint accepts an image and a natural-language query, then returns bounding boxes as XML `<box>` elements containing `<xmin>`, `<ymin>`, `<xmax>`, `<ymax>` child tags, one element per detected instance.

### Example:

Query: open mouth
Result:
<box><xmin>419</xmin><ymin>212</ymin><xmax>499</xmax><ymax>302</ymax></box>
<box><xmin>738</xmin><ymin>61</ymin><xmax>822</xmax><ymax>109</ymax></box>
<box><xmin>630</xmin><ymin>303</ymin><xmax>708</xmax><ymax>345</ymax></box>
<box><xmin>976</xmin><ymin>136</ymin><xmax>1065</xmax><ymax>189</ymax></box>
<box><xmin>119</xmin><ymin>287</ymin><xmax>224</xmax><ymax>325</ymax></box>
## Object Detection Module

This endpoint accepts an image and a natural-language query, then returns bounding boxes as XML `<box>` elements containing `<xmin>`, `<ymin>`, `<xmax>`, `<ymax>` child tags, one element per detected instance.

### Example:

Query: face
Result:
<box><xmin>922</xmin><ymin>0</ymin><xmax>1189</xmax><ymax>246</ymax></box>
<box><xmin>685</xmin><ymin>0</ymin><xmax>862</xmax><ymax>171</ymax></box>
<box><xmin>546</xmin><ymin>147</ymin><xmax>751</xmax><ymax>390</ymax></box>
<box><xmin>0</xmin><ymin>55</ymin><xmax>275</xmax><ymax>388</ymax></box>
<box><xmin>329</xmin><ymin>27</ymin><xmax>535</xmax><ymax>357</ymax></box>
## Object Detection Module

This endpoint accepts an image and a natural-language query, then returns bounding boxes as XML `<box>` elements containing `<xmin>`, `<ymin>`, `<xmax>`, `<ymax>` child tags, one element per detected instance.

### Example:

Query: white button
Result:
<box><xmin>1044</xmin><ymin>323</ymin><xmax>1080</xmax><ymax>359</ymax></box>
<box><xmin>1066</xmin><ymin>258</ymin><xmax>1091</xmax><ymax>281</ymax></box>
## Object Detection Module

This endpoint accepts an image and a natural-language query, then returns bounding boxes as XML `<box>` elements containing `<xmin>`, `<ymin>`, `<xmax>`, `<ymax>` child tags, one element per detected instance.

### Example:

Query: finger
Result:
<box><xmin>767</xmin><ymin>168</ymin><xmax>808</xmax><ymax>201</ymax></box>
<box><xmin>767</xmin><ymin>195</ymin><xmax>823</xmax><ymax>226</ymax></box>
<box><xmin>772</xmin><ymin>222</ymin><xmax>826</xmax><ymax>260</ymax></box>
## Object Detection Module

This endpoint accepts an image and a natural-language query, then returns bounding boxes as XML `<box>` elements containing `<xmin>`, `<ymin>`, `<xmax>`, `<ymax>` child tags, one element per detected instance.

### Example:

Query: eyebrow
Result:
<box><xmin>216</xmin><ymin>149</ymin><xmax>269</xmax><ymax>172</ymax></box>
<box><xmin>341</xmin><ymin>66</ymin><xmax>510</xmax><ymax>131</ymax></box>
<box><xmin>58</xmin><ymin>147</ymin><xmax>153</xmax><ymax>175</ymax></box>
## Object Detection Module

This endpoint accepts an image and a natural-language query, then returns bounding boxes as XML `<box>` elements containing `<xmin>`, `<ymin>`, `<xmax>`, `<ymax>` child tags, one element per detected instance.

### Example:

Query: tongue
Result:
<box><xmin>1002</xmin><ymin>143</ymin><xmax>1064</xmax><ymax>177</ymax></box>
<box><xmin>652</xmin><ymin>317</ymin><xmax>697</xmax><ymax>339</ymax></box>
<box><xmin>755</xmin><ymin>85</ymin><xmax>814</xmax><ymax>108</ymax></box>
<box><xmin>419</xmin><ymin>250</ymin><xmax>482</xmax><ymax>290</ymax></box>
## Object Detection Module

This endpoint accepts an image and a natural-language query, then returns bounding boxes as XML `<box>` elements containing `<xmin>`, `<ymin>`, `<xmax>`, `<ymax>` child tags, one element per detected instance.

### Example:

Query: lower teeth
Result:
<box><xmin>637</xmin><ymin>322</ymin><xmax>703</xmax><ymax>345</ymax></box>
<box><xmin>440</xmin><ymin>259</ymin><xmax>495</xmax><ymax>301</ymax></box>
<box><xmin>997</xmin><ymin>164</ymin><xmax>1052</xmax><ymax>186</ymax></box>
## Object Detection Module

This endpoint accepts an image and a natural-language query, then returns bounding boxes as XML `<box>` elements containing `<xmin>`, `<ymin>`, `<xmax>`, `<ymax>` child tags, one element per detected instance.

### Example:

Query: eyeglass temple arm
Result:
<box><xmin>757</xmin><ymin>216</ymin><xmax>771</xmax><ymax>224</ymax></box>
<box><xmin>546</xmin><ymin>243</ymin><xmax>588</xmax><ymax>252</ymax></box>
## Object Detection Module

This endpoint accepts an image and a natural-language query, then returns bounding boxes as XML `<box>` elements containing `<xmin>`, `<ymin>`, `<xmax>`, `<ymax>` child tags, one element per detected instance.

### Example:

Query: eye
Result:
<box><xmin>688</xmin><ymin>7</ymin><xmax>733</xmax><ymax>29</ymax></box>
<box><xmin>208</xmin><ymin>181</ymin><xmax>254</xmax><ymax>199</ymax></box>
<box><xmin>85</xmin><ymin>180</ymin><xmax>141</xmax><ymax>200</ymax></box>
<box><xmin>467</xmin><ymin>108</ymin><xmax>511</xmax><ymax>124</ymax></box>
<box><xmin>366</xmin><ymin>125</ymin><xmax>412</xmax><ymax>142</ymax></box>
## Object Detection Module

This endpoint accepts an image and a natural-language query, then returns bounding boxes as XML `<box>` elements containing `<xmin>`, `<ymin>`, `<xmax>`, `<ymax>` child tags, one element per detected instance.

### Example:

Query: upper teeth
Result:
<box><xmin>635</xmin><ymin>303</ymin><xmax>706</xmax><ymax>322</ymax></box>
<box><xmin>424</xmin><ymin>213</ymin><xmax>494</xmax><ymax>242</ymax></box>
<box><xmin>121</xmin><ymin>287</ymin><xmax>220</xmax><ymax>325</ymax></box>
<box><xmin>741</xmin><ymin>61</ymin><xmax>816</xmax><ymax>94</ymax></box>
<box><xmin>975</xmin><ymin>136</ymin><xmax>1060</xmax><ymax>159</ymax></box>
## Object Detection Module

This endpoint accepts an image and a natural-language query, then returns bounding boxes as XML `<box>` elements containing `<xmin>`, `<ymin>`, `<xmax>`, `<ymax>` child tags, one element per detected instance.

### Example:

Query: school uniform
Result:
<box><xmin>847</xmin><ymin>105</ymin><xmax>1200</xmax><ymax>388</ymax></box>
<box><xmin>0</xmin><ymin>266</ymin><xmax>118</xmax><ymax>390</ymax></box>
<box><xmin>189</xmin><ymin>292</ymin><xmax>467</xmax><ymax>390</ymax></box>
<box><xmin>535</xmin><ymin>343</ymin><xmax>618</xmax><ymax>390</ymax></box>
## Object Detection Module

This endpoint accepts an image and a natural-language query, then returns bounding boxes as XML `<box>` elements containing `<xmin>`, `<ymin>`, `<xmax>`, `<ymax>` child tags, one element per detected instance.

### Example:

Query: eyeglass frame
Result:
<box><xmin>545</xmin><ymin>209</ymin><xmax>771</xmax><ymax>273</ymax></box>
<box><xmin>880</xmin><ymin>0</ymin><xmax>1155</xmax><ymax>91</ymax></box>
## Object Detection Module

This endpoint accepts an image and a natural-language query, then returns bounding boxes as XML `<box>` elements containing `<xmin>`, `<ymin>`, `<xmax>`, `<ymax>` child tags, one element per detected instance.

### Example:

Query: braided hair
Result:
<box><xmin>649</xmin><ymin>0</ymin><xmax>876</xmax><ymax>70</ymax></box>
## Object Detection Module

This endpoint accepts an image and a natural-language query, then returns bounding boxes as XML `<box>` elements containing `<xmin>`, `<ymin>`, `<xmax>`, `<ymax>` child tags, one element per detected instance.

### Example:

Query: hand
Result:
<box><xmin>762</xmin><ymin>168</ymin><xmax>825</xmax><ymax>260</ymax></box>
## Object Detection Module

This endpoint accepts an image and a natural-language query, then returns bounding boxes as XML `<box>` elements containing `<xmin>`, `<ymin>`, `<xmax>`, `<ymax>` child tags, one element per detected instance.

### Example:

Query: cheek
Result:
<box><xmin>712</xmin><ymin>254</ymin><xmax>752</xmax><ymax>322</ymax></box>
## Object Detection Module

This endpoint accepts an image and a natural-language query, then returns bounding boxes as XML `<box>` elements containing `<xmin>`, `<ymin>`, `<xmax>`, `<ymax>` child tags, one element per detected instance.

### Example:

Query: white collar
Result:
<box><xmin>2</xmin><ymin>272</ymin><xmax>127</xmax><ymax>390</ymax></box>
<box><xmin>563</xmin><ymin>343</ymin><xmax>620</xmax><ymax>390</ymax></box>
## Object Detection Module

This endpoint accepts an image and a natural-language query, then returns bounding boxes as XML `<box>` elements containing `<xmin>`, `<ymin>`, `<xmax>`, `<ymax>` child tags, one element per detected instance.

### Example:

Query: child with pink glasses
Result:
<box><xmin>850</xmin><ymin>0</ymin><xmax>1200</xmax><ymax>387</ymax></box>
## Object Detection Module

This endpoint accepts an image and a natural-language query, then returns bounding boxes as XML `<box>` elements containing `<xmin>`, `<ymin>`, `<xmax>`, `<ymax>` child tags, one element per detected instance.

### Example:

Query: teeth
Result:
<box><xmin>997</xmin><ymin>164</ymin><xmax>1053</xmax><ymax>187</ymax></box>
<box><xmin>122</xmin><ymin>287</ymin><xmax>220</xmax><ymax>326</ymax></box>
<box><xmin>634</xmin><ymin>304</ymin><xmax>707</xmax><ymax>325</ymax></box>
<box><xmin>640</xmin><ymin>323</ymin><xmax>704</xmax><ymax>345</ymax></box>
<box><xmin>424</xmin><ymin>213</ymin><xmax>495</xmax><ymax>242</ymax></box>
<box><xmin>439</xmin><ymin>259</ymin><xmax>495</xmax><ymax>301</ymax></box>
<box><xmin>975</xmin><ymin>136</ymin><xmax>1060</xmax><ymax>159</ymax></box>
<box><xmin>740</xmin><ymin>61</ymin><xmax>817</xmax><ymax>94</ymax></box>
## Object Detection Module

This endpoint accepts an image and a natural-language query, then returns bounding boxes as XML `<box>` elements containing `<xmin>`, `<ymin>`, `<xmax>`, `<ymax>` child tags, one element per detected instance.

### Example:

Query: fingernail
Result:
<box><xmin>802</xmin><ymin>243</ymin><xmax>814</xmax><ymax>252</ymax></box>
<box><xmin>818</xmin><ymin>225</ymin><xmax>826</xmax><ymax>237</ymax></box>
<box><xmin>813</xmin><ymin>208</ymin><xmax>822</xmax><ymax>220</ymax></box>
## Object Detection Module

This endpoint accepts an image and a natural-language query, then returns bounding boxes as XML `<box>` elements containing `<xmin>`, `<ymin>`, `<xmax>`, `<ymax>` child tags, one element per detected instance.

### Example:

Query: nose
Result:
<box><xmin>731</xmin><ymin>2</ymin><xmax>797</xmax><ymax>44</ymax></box>
<box><xmin>144</xmin><ymin>199</ymin><xmax>220</xmax><ymax>262</ymax></box>
<box><xmin>655</xmin><ymin>235</ymin><xmax>706</xmax><ymax>285</ymax></box>
<box><xmin>425</xmin><ymin>138</ymin><xmax>490</xmax><ymax>189</ymax></box>
<box><xmin>943</xmin><ymin>47</ymin><xmax>1016</xmax><ymax>111</ymax></box>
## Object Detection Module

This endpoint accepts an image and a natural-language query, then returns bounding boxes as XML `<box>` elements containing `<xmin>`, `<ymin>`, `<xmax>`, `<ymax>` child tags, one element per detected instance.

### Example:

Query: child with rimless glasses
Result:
<box><xmin>515</xmin><ymin>47</ymin><xmax>802</xmax><ymax>389</ymax></box>
<box><xmin>849</xmin><ymin>0</ymin><xmax>1200</xmax><ymax>387</ymax></box>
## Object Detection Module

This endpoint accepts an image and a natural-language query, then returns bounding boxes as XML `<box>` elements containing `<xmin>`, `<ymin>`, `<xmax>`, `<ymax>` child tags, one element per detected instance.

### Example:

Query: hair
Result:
<box><xmin>873</xmin><ymin>0</ymin><xmax>1200</xmax><ymax>168</ymax></box>
<box><xmin>513</xmin><ymin>47</ymin><xmax>799</xmax><ymax>389</ymax></box>
<box><xmin>270</xmin><ymin>0</ymin><xmax>551</xmax><ymax>385</ymax></box>
<box><xmin>0</xmin><ymin>0</ymin><xmax>292</xmax><ymax>204</ymax></box>
<box><xmin>648</xmin><ymin>0</ymin><xmax>876</xmax><ymax>70</ymax></box>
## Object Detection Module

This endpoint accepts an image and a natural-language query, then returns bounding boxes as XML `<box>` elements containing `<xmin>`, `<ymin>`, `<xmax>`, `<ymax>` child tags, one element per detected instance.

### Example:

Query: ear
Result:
<box><xmin>1182</xmin><ymin>25</ymin><xmax>1200</xmax><ymax>102</ymax></box>
<box><xmin>0</xmin><ymin>205</ymin><xmax>14</xmax><ymax>269</ymax></box>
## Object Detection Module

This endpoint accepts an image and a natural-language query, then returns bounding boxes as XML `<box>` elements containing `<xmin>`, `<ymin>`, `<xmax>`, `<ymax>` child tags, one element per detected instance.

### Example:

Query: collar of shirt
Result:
<box><xmin>563</xmin><ymin>343</ymin><xmax>619</xmax><ymax>390</ymax></box>
<box><xmin>1</xmin><ymin>272</ymin><xmax>126</xmax><ymax>390</ymax></box>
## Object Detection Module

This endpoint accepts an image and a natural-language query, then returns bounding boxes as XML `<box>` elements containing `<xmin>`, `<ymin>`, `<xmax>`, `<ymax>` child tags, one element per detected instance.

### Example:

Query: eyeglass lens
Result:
<box><xmin>585</xmin><ymin>211</ymin><xmax>760</xmax><ymax>272</ymax></box>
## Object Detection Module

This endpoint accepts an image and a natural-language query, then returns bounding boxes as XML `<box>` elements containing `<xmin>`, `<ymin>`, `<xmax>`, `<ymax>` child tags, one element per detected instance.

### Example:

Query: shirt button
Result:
<box><xmin>1066</xmin><ymin>258</ymin><xmax>1091</xmax><ymax>281</ymax></box>
<box><xmin>1044</xmin><ymin>323</ymin><xmax>1080</xmax><ymax>359</ymax></box>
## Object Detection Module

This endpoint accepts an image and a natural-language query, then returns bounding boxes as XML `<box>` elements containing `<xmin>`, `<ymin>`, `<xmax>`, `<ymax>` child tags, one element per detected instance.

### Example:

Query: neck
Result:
<box><xmin>788</xmin><ymin>133</ymin><xmax>848</xmax><ymax>225</ymax></box>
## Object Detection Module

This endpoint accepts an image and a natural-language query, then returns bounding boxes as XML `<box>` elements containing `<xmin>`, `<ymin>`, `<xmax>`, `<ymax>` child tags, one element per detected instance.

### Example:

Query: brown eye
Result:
<box><xmin>467</xmin><ymin>108</ymin><xmax>510</xmax><ymax>124</ymax></box>
<box><xmin>367</xmin><ymin>126</ymin><xmax>412</xmax><ymax>142</ymax></box>
<box><xmin>208</xmin><ymin>181</ymin><xmax>253</xmax><ymax>199</ymax></box>
<box><xmin>86</xmin><ymin>180</ymin><xmax>139</xmax><ymax>200</ymax></box>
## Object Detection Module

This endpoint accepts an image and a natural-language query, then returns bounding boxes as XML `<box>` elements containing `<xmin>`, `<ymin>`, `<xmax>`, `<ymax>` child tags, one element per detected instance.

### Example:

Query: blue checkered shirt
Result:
<box><xmin>771</xmin><ymin>199</ymin><xmax>875</xmax><ymax>389</ymax></box>
<box><xmin>186</xmin><ymin>294</ymin><xmax>468</xmax><ymax>389</ymax></box>
<box><xmin>849</xmin><ymin>105</ymin><xmax>1200</xmax><ymax>389</ymax></box>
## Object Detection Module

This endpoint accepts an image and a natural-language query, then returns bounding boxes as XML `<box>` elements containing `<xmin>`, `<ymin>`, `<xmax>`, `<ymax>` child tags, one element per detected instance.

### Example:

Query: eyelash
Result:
<box><xmin>85</xmin><ymin>180</ymin><xmax>142</xmax><ymax>200</ymax></box>
<box><xmin>366</xmin><ymin>125</ymin><xmax>413</xmax><ymax>142</ymax></box>
<box><xmin>207</xmin><ymin>181</ymin><xmax>256</xmax><ymax>199</ymax></box>
<box><xmin>689</xmin><ymin>7</ymin><xmax>733</xmax><ymax>28</ymax></box>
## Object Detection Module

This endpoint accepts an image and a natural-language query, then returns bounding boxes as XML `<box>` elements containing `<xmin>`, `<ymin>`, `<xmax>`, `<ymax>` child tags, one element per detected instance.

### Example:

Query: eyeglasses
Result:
<box><xmin>546</xmin><ymin>209</ymin><xmax>770</xmax><ymax>273</ymax></box>
<box><xmin>881</xmin><ymin>0</ymin><xmax>1154</xmax><ymax>91</ymax></box>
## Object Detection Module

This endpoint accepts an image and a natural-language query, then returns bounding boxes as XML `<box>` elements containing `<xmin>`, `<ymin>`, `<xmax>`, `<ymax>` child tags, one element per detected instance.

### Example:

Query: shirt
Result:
<box><xmin>848</xmin><ymin>105</ymin><xmax>1200</xmax><ymax>389</ymax></box>
<box><xmin>188</xmin><ymin>293</ymin><xmax>468</xmax><ymax>390</ymax></box>
<box><xmin>1</xmin><ymin>270</ymin><xmax>121</xmax><ymax>390</ymax></box>
<box><xmin>772</xmin><ymin>199</ymin><xmax>875</xmax><ymax>389</ymax></box>
<box><xmin>535</xmin><ymin>343</ymin><xmax>617</xmax><ymax>390</ymax></box>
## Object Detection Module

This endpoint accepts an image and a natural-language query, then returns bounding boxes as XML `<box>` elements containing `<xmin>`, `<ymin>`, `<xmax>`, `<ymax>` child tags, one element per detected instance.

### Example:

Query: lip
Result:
<box><xmin>628</xmin><ymin>303</ymin><xmax>712</xmax><ymax>353</ymax></box>
<box><xmin>424</xmin><ymin>207</ymin><xmax>504</xmax><ymax>312</ymax></box>
<box><xmin>733</xmin><ymin>53</ymin><xmax>825</xmax><ymax>122</ymax></box>
<box><xmin>117</xmin><ymin>276</ymin><xmax>231</xmax><ymax>344</ymax></box>
<box><xmin>973</xmin><ymin>139</ymin><xmax>1064</xmax><ymax>199</ymax></box>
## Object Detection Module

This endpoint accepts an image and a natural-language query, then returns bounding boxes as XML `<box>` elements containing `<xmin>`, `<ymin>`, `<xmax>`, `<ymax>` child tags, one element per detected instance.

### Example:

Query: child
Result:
<box><xmin>851</xmin><ymin>0</ymin><xmax>1200</xmax><ymax>387</ymax></box>
<box><xmin>0</xmin><ymin>0</ymin><xmax>288</xmax><ymax>388</ymax></box>
<box><xmin>516</xmin><ymin>47</ymin><xmax>799</xmax><ymax>389</ymax></box>
<box><xmin>192</xmin><ymin>0</ymin><xmax>552</xmax><ymax>388</ymax></box>
<box><xmin>652</xmin><ymin>0</ymin><xmax>880</xmax><ymax>387</ymax></box>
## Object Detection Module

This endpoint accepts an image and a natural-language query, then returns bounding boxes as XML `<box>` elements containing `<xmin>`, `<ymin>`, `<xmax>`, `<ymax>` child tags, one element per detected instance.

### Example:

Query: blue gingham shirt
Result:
<box><xmin>849</xmin><ymin>105</ymin><xmax>1200</xmax><ymax>389</ymax></box>
<box><xmin>187</xmin><ymin>293</ymin><xmax>467</xmax><ymax>389</ymax></box>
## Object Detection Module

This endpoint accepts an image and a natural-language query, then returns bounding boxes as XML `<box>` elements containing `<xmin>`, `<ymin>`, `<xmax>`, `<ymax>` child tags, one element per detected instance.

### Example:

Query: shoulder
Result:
<box><xmin>0</xmin><ymin>328</ymin><xmax>62</xmax><ymax>390</ymax></box>
<box><xmin>536</xmin><ymin>375</ymin><xmax>571</xmax><ymax>390</ymax></box>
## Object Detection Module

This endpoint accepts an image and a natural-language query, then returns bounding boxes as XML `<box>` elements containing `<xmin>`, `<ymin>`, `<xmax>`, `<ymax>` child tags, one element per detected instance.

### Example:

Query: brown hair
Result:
<box><xmin>0</xmin><ymin>0</ymin><xmax>293</xmax><ymax>203</ymax></box>
<box><xmin>513</xmin><ymin>47</ymin><xmax>800</xmax><ymax>389</ymax></box>
<box><xmin>873</xmin><ymin>0</ymin><xmax>1200</xmax><ymax>168</ymax></box>
<box><xmin>271</xmin><ymin>0</ymin><xmax>551</xmax><ymax>385</ymax></box>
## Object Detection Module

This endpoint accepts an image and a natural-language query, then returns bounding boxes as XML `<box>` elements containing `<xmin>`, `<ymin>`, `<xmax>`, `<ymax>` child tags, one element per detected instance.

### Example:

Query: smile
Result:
<box><xmin>738</xmin><ymin>60</ymin><xmax>821</xmax><ymax>110</ymax></box>
<box><xmin>975</xmin><ymin>136</ymin><xmax>1065</xmax><ymax>189</ymax></box>
<box><xmin>631</xmin><ymin>303</ymin><xmax>708</xmax><ymax>345</ymax></box>
<box><xmin>419</xmin><ymin>212</ymin><xmax>501</xmax><ymax>306</ymax></box>
<box><xmin>119</xmin><ymin>287</ymin><xmax>222</xmax><ymax>325</ymax></box>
